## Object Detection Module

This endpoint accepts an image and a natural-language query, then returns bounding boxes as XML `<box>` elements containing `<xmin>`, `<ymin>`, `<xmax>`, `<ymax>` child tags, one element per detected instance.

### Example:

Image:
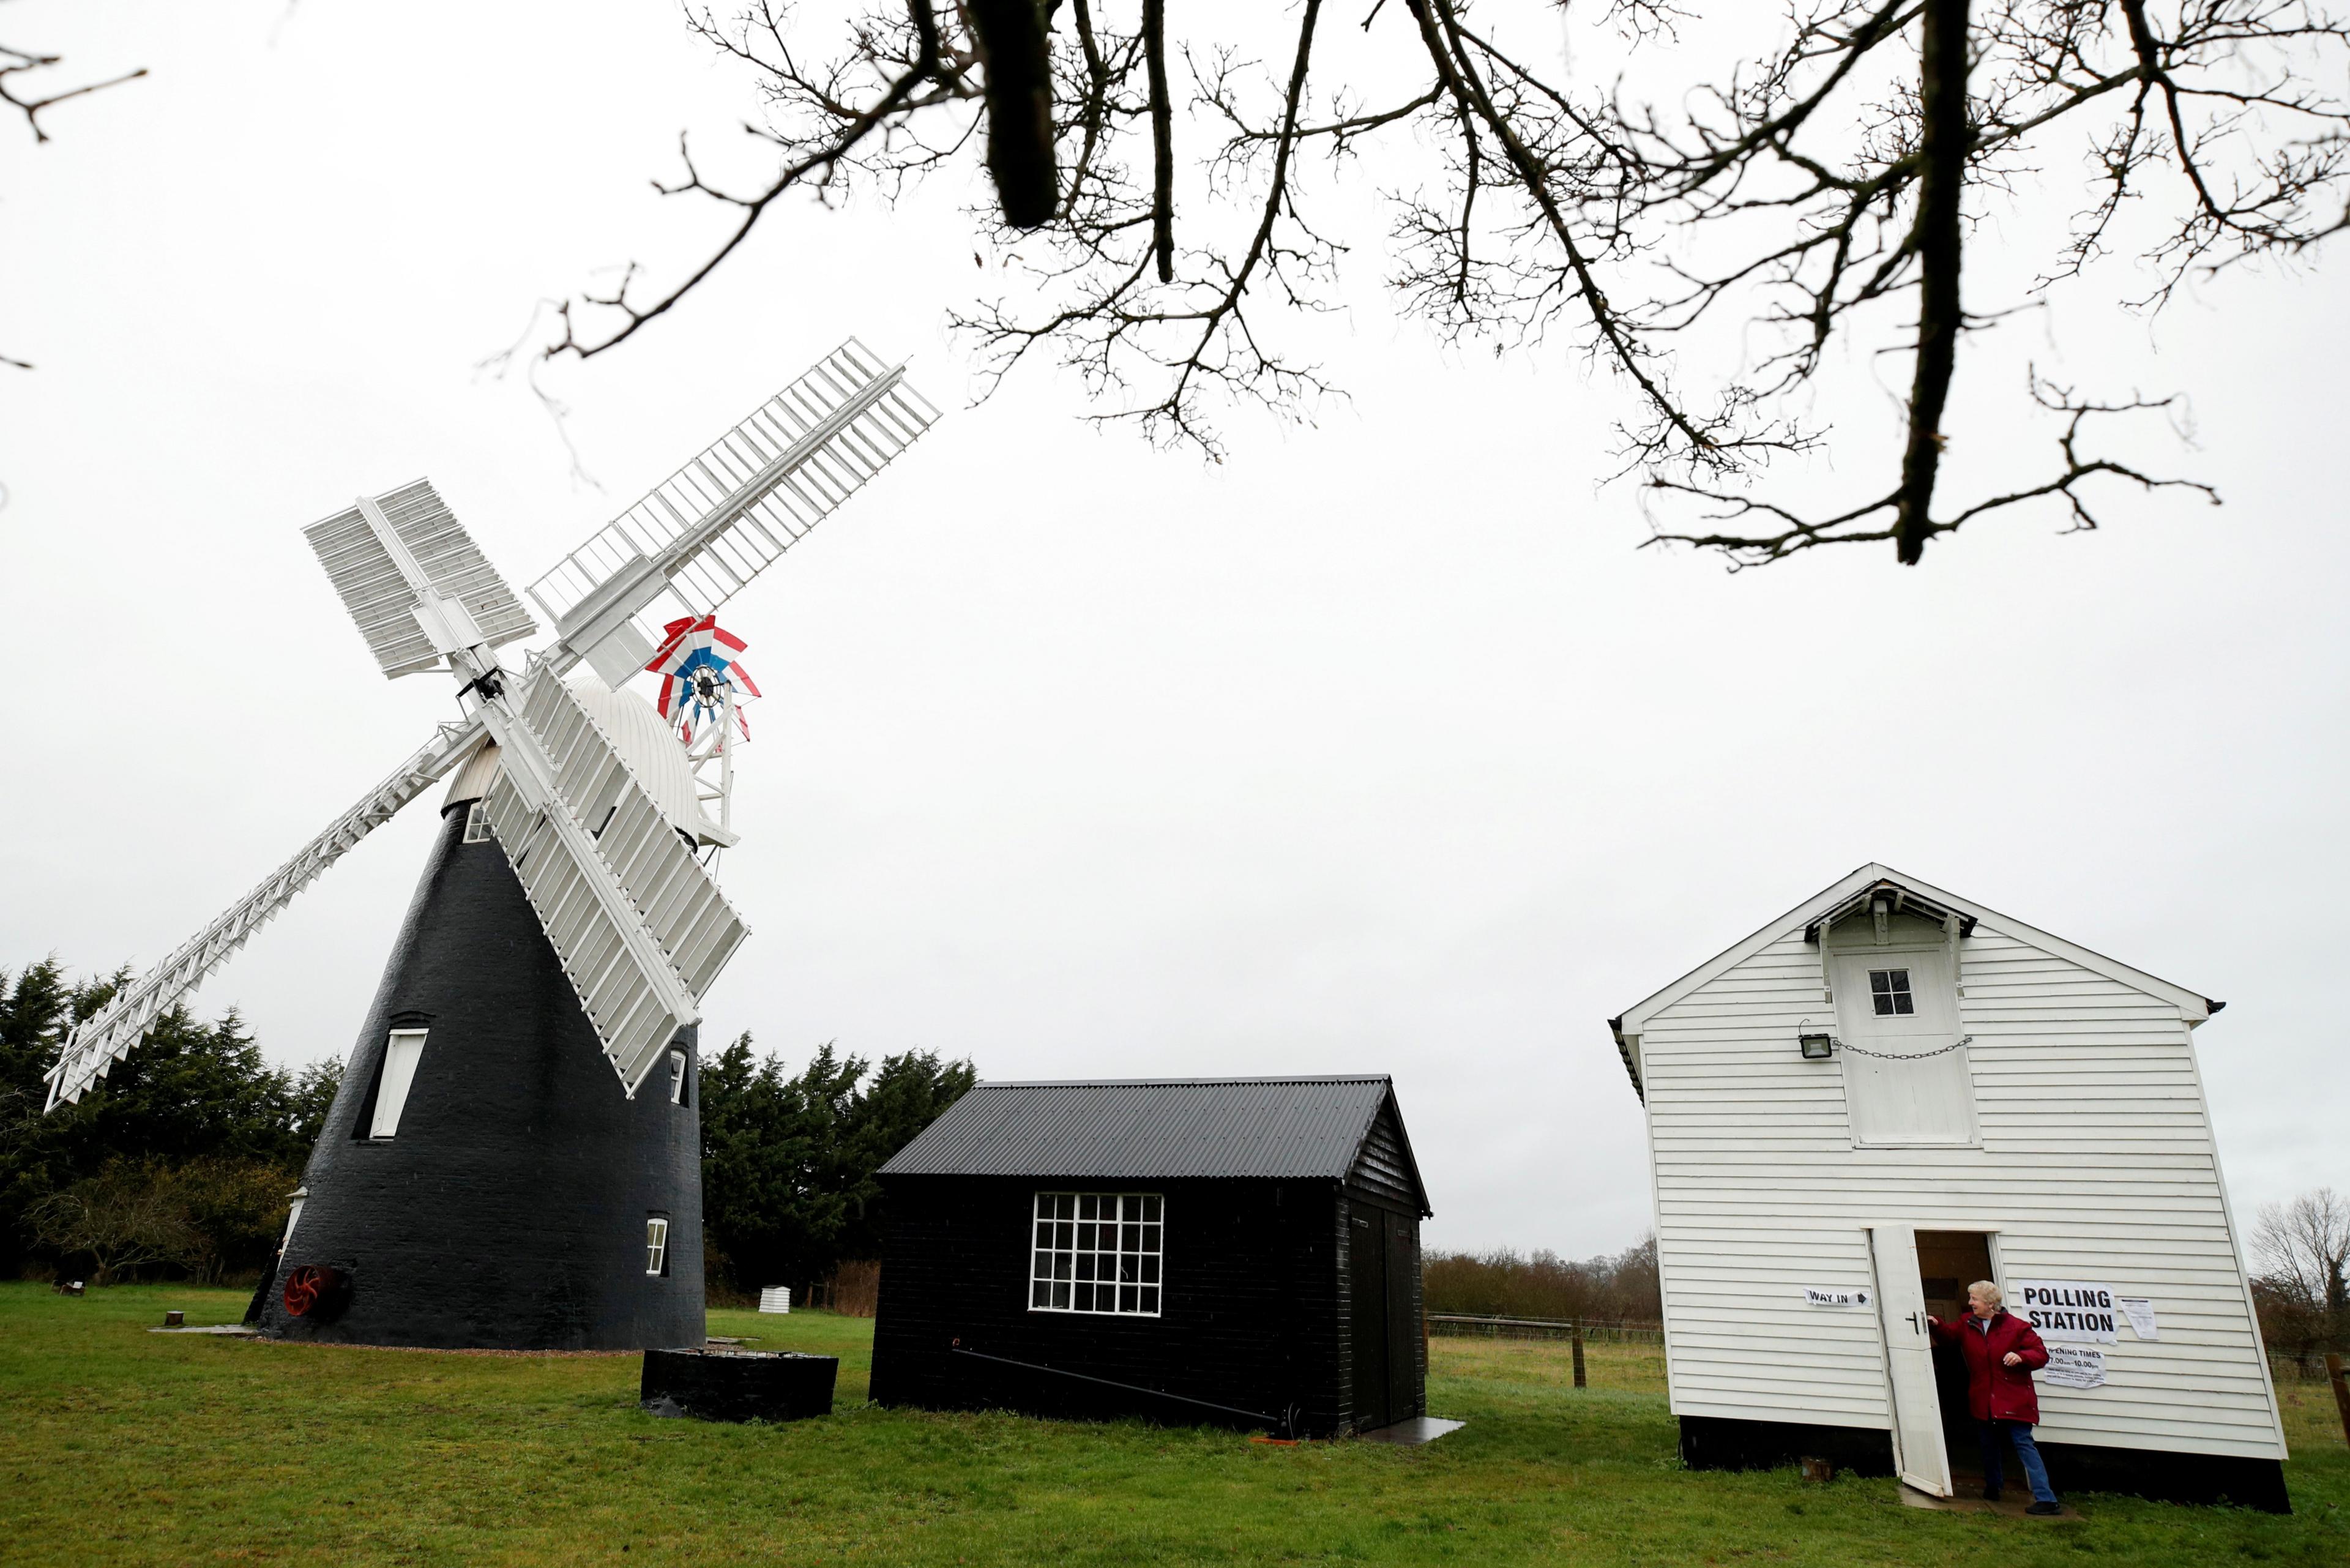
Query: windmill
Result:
<box><xmin>42</xmin><ymin>340</ymin><xmax>939</xmax><ymax>1349</ymax></box>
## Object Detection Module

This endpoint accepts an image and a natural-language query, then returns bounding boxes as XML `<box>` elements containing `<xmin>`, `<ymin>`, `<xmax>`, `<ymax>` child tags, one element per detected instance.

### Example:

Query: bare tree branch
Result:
<box><xmin>969</xmin><ymin>0</ymin><xmax>1060</xmax><ymax>225</ymax></box>
<box><xmin>2</xmin><ymin>26</ymin><xmax>146</xmax><ymax>370</ymax></box>
<box><xmin>1</xmin><ymin>37</ymin><xmax>144</xmax><ymax>146</ymax></box>
<box><xmin>533</xmin><ymin>0</ymin><xmax>2350</xmax><ymax>567</ymax></box>
<box><xmin>1144</xmin><ymin>0</ymin><xmax>1176</xmax><ymax>281</ymax></box>
<box><xmin>1893</xmin><ymin>0</ymin><xmax>1970</xmax><ymax>564</ymax></box>
<box><xmin>548</xmin><ymin>0</ymin><xmax>968</xmax><ymax>362</ymax></box>
<box><xmin>1645</xmin><ymin>372</ymin><xmax>2220</xmax><ymax>566</ymax></box>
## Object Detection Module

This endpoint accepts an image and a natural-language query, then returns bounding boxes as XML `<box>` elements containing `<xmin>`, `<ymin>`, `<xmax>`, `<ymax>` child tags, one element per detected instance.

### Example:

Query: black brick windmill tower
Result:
<box><xmin>43</xmin><ymin>342</ymin><xmax>939</xmax><ymax>1349</ymax></box>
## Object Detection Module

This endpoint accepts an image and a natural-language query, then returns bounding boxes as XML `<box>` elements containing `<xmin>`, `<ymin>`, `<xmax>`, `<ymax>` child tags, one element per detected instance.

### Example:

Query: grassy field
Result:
<box><xmin>1</xmin><ymin>1283</ymin><xmax>2343</xmax><ymax>1566</ymax></box>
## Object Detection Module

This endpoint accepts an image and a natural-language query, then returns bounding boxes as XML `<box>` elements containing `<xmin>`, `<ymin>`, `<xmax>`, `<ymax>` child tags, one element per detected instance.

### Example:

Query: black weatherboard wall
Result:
<box><xmin>256</xmin><ymin>795</ymin><xmax>706</xmax><ymax>1350</ymax></box>
<box><xmin>869</xmin><ymin>1077</ymin><xmax>1431</xmax><ymax>1439</ymax></box>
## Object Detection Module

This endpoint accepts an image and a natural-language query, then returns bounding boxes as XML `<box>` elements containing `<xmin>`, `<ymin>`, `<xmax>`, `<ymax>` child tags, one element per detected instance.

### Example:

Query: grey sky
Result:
<box><xmin>2</xmin><ymin>2</ymin><xmax>2341</xmax><ymax>1258</ymax></box>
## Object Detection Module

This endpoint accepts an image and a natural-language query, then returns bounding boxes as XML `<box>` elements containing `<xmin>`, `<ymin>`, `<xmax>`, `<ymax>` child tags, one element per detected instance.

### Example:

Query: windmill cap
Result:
<box><xmin>444</xmin><ymin>671</ymin><xmax>714</xmax><ymax>843</ymax></box>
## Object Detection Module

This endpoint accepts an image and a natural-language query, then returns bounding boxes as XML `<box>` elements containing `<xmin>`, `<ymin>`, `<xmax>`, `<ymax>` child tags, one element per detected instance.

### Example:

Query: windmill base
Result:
<box><xmin>256</xmin><ymin>797</ymin><xmax>707</xmax><ymax>1352</ymax></box>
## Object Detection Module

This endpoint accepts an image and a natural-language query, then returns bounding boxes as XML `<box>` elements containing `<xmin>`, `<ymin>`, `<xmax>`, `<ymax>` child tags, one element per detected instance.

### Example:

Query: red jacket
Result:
<box><xmin>1928</xmin><ymin>1309</ymin><xmax>2049</xmax><ymax>1423</ymax></box>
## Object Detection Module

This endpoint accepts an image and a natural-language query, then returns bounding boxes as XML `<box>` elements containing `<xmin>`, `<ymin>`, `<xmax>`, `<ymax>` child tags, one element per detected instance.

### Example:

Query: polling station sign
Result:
<box><xmin>2014</xmin><ymin>1280</ymin><xmax>2120</xmax><ymax>1343</ymax></box>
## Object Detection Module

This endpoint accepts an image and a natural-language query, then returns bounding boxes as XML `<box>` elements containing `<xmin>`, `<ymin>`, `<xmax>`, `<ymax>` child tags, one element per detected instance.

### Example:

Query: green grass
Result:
<box><xmin>0</xmin><ymin>1283</ymin><xmax>2341</xmax><ymax>1566</ymax></box>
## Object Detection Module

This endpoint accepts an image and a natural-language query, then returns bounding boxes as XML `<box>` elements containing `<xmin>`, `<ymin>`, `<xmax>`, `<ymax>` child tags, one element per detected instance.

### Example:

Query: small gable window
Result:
<box><xmin>1030</xmin><ymin>1192</ymin><xmax>1162</xmax><ymax>1316</ymax></box>
<box><xmin>645</xmin><ymin>1217</ymin><xmax>671</xmax><ymax>1277</ymax></box>
<box><xmin>1869</xmin><ymin>968</ymin><xmax>1915</xmax><ymax>1017</ymax></box>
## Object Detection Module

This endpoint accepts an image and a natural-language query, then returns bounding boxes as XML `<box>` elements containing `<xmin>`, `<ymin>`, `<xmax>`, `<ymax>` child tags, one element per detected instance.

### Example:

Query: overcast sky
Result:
<box><xmin>3</xmin><ymin>2</ymin><xmax>2343</xmax><ymax>1258</ymax></box>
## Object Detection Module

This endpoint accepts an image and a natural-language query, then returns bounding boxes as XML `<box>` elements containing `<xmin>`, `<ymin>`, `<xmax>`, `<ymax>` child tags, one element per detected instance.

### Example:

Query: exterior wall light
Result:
<box><xmin>1799</xmin><ymin>1032</ymin><xmax>1836</xmax><ymax>1061</ymax></box>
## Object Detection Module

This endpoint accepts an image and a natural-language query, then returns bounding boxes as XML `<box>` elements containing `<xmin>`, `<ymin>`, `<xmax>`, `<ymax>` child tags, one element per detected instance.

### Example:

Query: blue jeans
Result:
<box><xmin>1978</xmin><ymin>1419</ymin><xmax>2057</xmax><ymax>1503</ymax></box>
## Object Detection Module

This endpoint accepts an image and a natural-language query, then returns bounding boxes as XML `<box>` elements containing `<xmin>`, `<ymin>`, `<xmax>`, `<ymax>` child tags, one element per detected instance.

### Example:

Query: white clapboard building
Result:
<box><xmin>1608</xmin><ymin>865</ymin><xmax>2288</xmax><ymax>1512</ymax></box>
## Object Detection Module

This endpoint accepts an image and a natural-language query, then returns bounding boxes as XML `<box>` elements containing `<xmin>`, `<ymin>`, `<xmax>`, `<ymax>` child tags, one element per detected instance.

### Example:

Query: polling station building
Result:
<box><xmin>1608</xmin><ymin>864</ymin><xmax>2289</xmax><ymax>1511</ymax></box>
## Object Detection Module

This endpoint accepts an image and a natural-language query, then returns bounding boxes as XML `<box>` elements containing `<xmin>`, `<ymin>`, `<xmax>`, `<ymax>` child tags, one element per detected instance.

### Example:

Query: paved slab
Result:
<box><xmin>1356</xmin><ymin>1416</ymin><xmax>1467</xmax><ymax>1446</ymax></box>
<box><xmin>1897</xmin><ymin>1485</ymin><xmax>2081</xmax><ymax>1520</ymax></box>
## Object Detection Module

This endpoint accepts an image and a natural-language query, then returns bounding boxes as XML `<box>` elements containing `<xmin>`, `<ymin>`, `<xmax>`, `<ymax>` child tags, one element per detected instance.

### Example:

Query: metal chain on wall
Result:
<box><xmin>1829</xmin><ymin>1034</ymin><xmax>1975</xmax><ymax>1061</ymax></box>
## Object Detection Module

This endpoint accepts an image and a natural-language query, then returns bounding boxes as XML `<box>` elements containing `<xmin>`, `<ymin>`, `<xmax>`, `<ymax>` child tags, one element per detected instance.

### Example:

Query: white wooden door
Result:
<box><xmin>1832</xmin><ymin>948</ymin><xmax>1977</xmax><ymax>1146</ymax></box>
<box><xmin>1868</xmin><ymin>1223</ymin><xmax>1952</xmax><ymax>1496</ymax></box>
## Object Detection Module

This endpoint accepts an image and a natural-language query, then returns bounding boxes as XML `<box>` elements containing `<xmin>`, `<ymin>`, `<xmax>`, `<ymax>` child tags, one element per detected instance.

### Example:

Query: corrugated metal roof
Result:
<box><xmin>880</xmin><ymin>1076</ymin><xmax>1400</xmax><ymax>1182</ymax></box>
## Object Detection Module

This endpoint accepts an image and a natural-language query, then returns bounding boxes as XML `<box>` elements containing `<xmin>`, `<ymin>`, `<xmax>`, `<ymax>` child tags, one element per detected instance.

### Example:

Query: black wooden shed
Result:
<box><xmin>868</xmin><ymin>1075</ymin><xmax>1433</xmax><ymax>1439</ymax></box>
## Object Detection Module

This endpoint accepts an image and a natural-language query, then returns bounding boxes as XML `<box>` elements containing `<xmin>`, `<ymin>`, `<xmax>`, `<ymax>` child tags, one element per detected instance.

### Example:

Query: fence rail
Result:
<box><xmin>1428</xmin><ymin>1313</ymin><xmax>1665</xmax><ymax>1345</ymax></box>
<box><xmin>2270</xmin><ymin>1353</ymin><xmax>2347</xmax><ymax>1384</ymax></box>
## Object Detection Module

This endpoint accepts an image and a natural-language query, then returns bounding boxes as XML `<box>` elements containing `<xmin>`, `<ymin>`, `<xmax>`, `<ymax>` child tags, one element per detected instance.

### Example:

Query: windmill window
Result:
<box><xmin>462</xmin><ymin>801</ymin><xmax>493</xmax><ymax>843</ymax></box>
<box><xmin>1869</xmin><ymin>969</ymin><xmax>1916</xmax><ymax>1017</ymax></box>
<box><xmin>1029</xmin><ymin>1192</ymin><xmax>1162</xmax><ymax>1316</ymax></box>
<box><xmin>367</xmin><ymin>1029</ymin><xmax>428</xmax><ymax>1138</ymax></box>
<box><xmin>645</xmin><ymin>1217</ymin><xmax>671</xmax><ymax>1277</ymax></box>
<box><xmin>668</xmin><ymin>1050</ymin><xmax>690</xmax><ymax>1107</ymax></box>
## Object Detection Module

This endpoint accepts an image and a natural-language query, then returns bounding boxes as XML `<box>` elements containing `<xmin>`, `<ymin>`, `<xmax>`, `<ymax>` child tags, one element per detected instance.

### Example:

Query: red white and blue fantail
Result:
<box><xmin>646</xmin><ymin>616</ymin><xmax>761</xmax><ymax>744</ymax></box>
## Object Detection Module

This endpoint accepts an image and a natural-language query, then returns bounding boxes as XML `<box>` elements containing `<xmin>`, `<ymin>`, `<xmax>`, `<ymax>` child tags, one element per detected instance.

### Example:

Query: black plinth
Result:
<box><xmin>641</xmin><ymin>1348</ymin><xmax>840</xmax><ymax>1423</ymax></box>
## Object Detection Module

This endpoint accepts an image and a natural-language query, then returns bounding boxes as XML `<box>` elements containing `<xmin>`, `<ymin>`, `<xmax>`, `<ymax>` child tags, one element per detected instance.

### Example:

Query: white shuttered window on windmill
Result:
<box><xmin>369</xmin><ymin>1030</ymin><xmax>428</xmax><ymax>1138</ymax></box>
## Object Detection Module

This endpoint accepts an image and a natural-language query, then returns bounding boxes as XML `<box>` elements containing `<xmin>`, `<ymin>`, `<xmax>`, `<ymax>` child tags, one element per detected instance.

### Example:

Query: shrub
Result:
<box><xmin>1424</xmin><ymin>1237</ymin><xmax>1661</xmax><ymax>1325</ymax></box>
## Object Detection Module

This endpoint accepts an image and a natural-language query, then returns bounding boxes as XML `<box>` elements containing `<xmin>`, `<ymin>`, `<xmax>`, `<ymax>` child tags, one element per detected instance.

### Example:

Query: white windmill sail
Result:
<box><xmin>527</xmin><ymin>338</ymin><xmax>941</xmax><ymax>687</ymax></box>
<box><xmin>480</xmin><ymin>663</ymin><xmax>747</xmax><ymax>1091</ymax></box>
<box><xmin>45</xmin><ymin>720</ymin><xmax>490</xmax><ymax>1108</ymax></box>
<box><xmin>304</xmin><ymin>480</ymin><xmax>539</xmax><ymax>679</ymax></box>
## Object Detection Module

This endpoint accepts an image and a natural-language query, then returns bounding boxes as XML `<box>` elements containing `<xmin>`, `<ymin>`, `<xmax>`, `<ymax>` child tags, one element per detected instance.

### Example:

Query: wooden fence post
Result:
<box><xmin>1572</xmin><ymin>1320</ymin><xmax>1586</xmax><ymax>1389</ymax></box>
<box><xmin>2327</xmin><ymin>1353</ymin><xmax>2350</xmax><ymax>1449</ymax></box>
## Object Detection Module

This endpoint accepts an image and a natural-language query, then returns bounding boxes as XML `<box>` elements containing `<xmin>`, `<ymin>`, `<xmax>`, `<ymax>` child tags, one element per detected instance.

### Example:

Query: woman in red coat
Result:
<box><xmin>1928</xmin><ymin>1280</ymin><xmax>2063</xmax><ymax>1513</ymax></box>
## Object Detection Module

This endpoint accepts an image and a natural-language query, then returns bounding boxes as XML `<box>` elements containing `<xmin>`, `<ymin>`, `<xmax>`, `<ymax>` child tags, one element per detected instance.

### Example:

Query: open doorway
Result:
<box><xmin>1915</xmin><ymin>1231</ymin><xmax>1996</xmax><ymax>1485</ymax></box>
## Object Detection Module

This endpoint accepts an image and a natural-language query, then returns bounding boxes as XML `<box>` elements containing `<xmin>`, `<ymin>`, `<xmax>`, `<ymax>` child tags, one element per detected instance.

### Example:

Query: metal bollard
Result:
<box><xmin>1572</xmin><ymin>1320</ymin><xmax>1586</xmax><ymax>1389</ymax></box>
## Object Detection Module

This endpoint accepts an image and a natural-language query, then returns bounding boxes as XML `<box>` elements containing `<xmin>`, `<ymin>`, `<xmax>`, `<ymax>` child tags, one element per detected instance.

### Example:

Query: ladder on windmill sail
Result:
<box><xmin>44</xmin><ymin>721</ymin><xmax>488</xmax><ymax>1107</ymax></box>
<box><xmin>43</xmin><ymin>340</ymin><xmax>941</xmax><ymax>1111</ymax></box>
<box><xmin>476</xmin><ymin>660</ymin><xmax>746</xmax><ymax>1088</ymax></box>
<box><xmin>528</xmin><ymin>338</ymin><xmax>937</xmax><ymax>686</ymax></box>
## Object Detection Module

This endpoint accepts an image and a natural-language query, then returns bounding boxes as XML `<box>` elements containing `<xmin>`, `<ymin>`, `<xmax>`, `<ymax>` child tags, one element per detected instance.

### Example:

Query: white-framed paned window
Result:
<box><xmin>463</xmin><ymin>801</ymin><xmax>493</xmax><ymax>843</ymax></box>
<box><xmin>645</xmin><ymin>1217</ymin><xmax>670</xmax><ymax>1277</ymax></box>
<box><xmin>1868</xmin><ymin>968</ymin><xmax>1916</xmax><ymax>1017</ymax></box>
<box><xmin>668</xmin><ymin>1049</ymin><xmax>688</xmax><ymax>1107</ymax></box>
<box><xmin>1029</xmin><ymin>1192</ymin><xmax>1162</xmax><ymax>1315</ymax></box>
<box><xmin>368</xmin><ymin>1029</ymin><xmax>428</xmax><ymax>1138</ymax></box>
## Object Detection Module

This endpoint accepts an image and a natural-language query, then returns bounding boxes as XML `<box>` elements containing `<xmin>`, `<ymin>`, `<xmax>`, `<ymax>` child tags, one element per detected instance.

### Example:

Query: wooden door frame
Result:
<box><xmin>1347</xmin><ymin>1200</ymin><xmax>1392</xmax><ymax>1430</ymax></box>
<box><xmin>1381</xmin><ymin>1206</ymin><xmax>1420</xmax><ymax>1422</ymax></box>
